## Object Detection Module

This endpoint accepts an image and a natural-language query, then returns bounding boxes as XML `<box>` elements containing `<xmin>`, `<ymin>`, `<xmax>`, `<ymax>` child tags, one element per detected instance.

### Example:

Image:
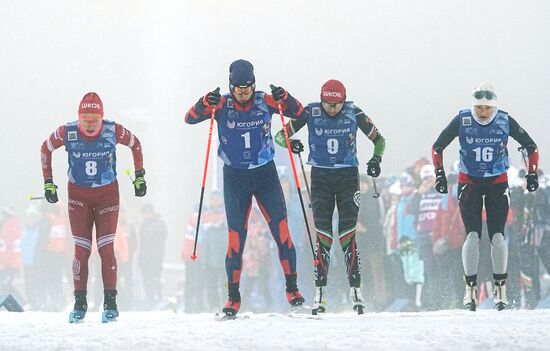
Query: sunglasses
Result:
<box><xmin>473</xmin><ymin>90</ymin><xmax>496</xmax><ymax>100</ymax></box>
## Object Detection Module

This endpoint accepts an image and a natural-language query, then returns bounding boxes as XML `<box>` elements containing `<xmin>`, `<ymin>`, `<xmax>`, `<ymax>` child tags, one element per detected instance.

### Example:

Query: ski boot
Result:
<box><xmin>221</xmin><ymin>283</ymin><xmax>241</xmax><ymax>320</ymax></box>
<box><xmin>463</xmin><ymin>276</ymin><xmax>478</xmax><ymax>312</ymax></box>
<box><xmin>312</xmin><ymin>286</ymin><xmax>327</xmax><ymax>315</ymax></box>
<box><xmin>494</xmin><ymin>279</ymin><xmax>508</xmax><ymax>311</ymax></box>
<box><xmin>350</xmin><ymin>287</ymin><xmax>366</xmax><ymax>315</ymax></box>
<box><xmin>68</xmin><ymin>290</ymin><xmax>88</xmax><ymax>323</ymax></box>
<box><xmin>101</xmin><ymin>289</ymin><xmax>119</xmax><ymax>323</ymax></box>
<box><xmin>285</xmin><ymin>273</ymin><xmax>305</xmax><ymax>311</ymax></box>
<box><xmin>286</xmin><ymin>291</ymin><xmax>305</xmax><ymax>307</ymax></box>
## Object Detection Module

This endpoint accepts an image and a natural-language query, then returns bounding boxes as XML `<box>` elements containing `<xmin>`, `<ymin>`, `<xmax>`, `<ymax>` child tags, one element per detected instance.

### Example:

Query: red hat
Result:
<box><xmin>321</xmin><ymin>80</ymin><xmax>346</xmax><ymax>103</ymax></box>
<box><xmin>78</xmin><ymin>92</ymin><xmax>103</xmax><ymax>116</ymax></box>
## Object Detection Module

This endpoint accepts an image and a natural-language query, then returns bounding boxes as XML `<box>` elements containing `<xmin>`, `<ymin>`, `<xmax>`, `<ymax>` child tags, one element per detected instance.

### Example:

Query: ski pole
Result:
<box><xmin>297</xmin><ymin>152</ymin><xmax>311</xmax><ymax>202</ymax></box>
<box><xmin>191</xmin><ymin>106</ymin><xmax>217</xmax><ymax>261</ymax></box>
<box><xmin>372</xmin><ymin>178</ymin><xmax>380</xmax><ymax>198</ymax></box>
<box><xmin>27</xmin><ymin>195</ymin><xmax>44</xmax><ymax>201</ymax></box>
<box><xmin>277</xmin><ymin>102</ymin><xmax>318</xmax><ymax>266</ymax></box>
<box><xmin>124</xmin><ymin>169</ymin><xmax>135</xmax><ymax>182</ymax></box>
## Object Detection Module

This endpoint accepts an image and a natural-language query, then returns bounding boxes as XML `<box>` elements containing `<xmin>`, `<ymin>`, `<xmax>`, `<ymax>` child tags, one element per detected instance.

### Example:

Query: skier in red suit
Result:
<box><xmin>40</xmin><ymin>92</ymin><xmax>147</xmax><ymax>322</ymax></box>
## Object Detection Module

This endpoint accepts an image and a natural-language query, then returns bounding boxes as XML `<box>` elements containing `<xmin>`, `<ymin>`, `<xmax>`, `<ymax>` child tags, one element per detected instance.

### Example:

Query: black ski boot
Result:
<box><xmin>221</xmin><ymin>283</ymin><xmax>241</xmax><ymax>319</ymax></box>
<box><xmin>102</xmin><ymin>289</ymin><xmax>119</xmax><ymax>323</ymax></box>
<box><xmin>68</xmin><ymin>290</ymin><xmax>88</xmax><ymax>323</ymax></box>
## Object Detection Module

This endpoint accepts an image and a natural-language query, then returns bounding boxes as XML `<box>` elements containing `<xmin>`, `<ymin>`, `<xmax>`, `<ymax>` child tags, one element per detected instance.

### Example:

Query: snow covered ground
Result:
<box><xmin>1</xmin><ymin>309</ymin><xmax>549</xmax><ymax>351</ymax></box>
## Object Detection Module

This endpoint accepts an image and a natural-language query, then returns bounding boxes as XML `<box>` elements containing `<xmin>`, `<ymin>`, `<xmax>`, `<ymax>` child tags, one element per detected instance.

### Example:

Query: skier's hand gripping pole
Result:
<box><xmin>125</xmin><ymin>169</ymin><xmax>147</xmax><ymax>197</ymax></box>
<box><xmin>276</xmin><ymin>99</ymin><xmax>318</xmax><ymax>266</ymax></box>
<box><xmin>518</xmin><ymin>147</ymin><xmax>539</xmax><ymax>192</ymax></box>
<box><xmin>191</xmin><ymin>105</ymin><xmax>217</xmax><ymax>261</ymax></box>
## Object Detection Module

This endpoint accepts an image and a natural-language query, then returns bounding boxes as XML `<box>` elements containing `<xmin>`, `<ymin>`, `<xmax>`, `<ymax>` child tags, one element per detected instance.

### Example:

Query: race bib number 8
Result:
<box><xmin>85</xmin><ymin>161</ymin><xmax>98</xmax><ymax>176</ymax></box>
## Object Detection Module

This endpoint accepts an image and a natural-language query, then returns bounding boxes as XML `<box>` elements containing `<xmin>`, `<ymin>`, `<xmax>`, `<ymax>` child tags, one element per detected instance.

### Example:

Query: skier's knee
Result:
<box><xmin>464</xmin><ymin>231</ymin><xmax>480</xmax><ymax>248</ymax></box>
<box><xmin>98</xmin><ymin>245</ymin><xmax>114</xmax><ymax>257</ymax></box>
<box><xmin>490</xmin><ymin>232</ymin><xmax>506</xmax><ymax>247</ymax></box>
<box><xmin>339</xmin><ymin>236</ymin><xmax>356</xmax><ymax>250</ymax></box>
<box><xmin>74</xmin><ymin>246</ymin><xmax>91</xmax><ymax>261</ymax></box>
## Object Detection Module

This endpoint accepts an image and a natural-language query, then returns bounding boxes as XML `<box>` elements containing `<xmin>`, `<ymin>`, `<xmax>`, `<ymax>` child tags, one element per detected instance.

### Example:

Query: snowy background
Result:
<box><xmin>2</xmin><ymin>1</ymin><xmax>550</xmax><ymax>350</ymax></box>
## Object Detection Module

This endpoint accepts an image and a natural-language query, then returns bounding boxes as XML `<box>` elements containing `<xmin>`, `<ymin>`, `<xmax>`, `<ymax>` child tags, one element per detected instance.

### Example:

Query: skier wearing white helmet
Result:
<box><xmin>432</xmin><ymin>83</ymin><xmax>539</xmax><ymax>311</ymax></box>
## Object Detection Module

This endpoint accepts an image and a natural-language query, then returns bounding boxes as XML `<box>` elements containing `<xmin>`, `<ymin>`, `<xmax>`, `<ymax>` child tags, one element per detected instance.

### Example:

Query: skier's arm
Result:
<box><xmin>185</xmin><ymin>94</ymin><xmax>226</xmax><ymax>124</ymax></box>
<box><xmin>274</xmin><ymin>113</ymin><xmax>308</xmax><ymax>149</ymax></box>
<box><xmin>115</xmin><ymin>123</ymin><xmax>144</xmax><ymax>172</ymax></box>
<box><xmin>40</xmin><ymin>125</ymin><xmax>66</xmax><ymax>181</ymax></box>
<box><xmin>432</xmin><ymin>115</ymin><xmax>460</xmax><ymax>169</ymax></box>
<box><xmin>509</xmin><ymin>116</ymin><xmax>539</xmax><ymax>174</ymax></box>
<box><xmin>265</xmin><ymin>91</ymin><xmax>305</xmax><ymax>119</ymax></box>
<box><xmin>356</xmin><ymin>107</ymin><xmax>385</xmax><ymax>160</ymax></box>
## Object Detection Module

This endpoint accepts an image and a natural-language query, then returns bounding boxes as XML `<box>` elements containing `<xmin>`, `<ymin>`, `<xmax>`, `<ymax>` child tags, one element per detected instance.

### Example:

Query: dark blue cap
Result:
<box><xmin>229</xmin><ymin>59</ymin><xmax>255</xmax><ymax>86</ymax></box>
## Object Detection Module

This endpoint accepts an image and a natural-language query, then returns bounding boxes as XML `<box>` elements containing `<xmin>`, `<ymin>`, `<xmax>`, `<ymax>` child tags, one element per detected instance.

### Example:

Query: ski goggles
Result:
<box><xmin>473</xmin><ymin>90</ymin><xmax>496</xmax><ymax>100</ymax></box>
<box><xmin>230</xmin><ymin>83</ymin><xmax>255</xmax><ymax>94</ymax></box>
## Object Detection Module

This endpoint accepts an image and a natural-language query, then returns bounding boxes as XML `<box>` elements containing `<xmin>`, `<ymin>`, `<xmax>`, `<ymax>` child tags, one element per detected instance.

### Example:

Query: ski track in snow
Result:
<box><xmin>1</xmin><ymin>310</ymin><xmax>549</xmax><ymax>351</ymax></box>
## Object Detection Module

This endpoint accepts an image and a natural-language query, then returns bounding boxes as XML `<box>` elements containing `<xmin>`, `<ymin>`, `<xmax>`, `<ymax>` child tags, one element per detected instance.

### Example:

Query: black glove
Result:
<box><xmin>270</xmin><ymin>84</ymin><xmax>287</xmax><ymax>101</ymax></box>
<box><xmin>434</xmin><ymin>168</ymin><xmax>448</xmax><ymax>194</ymax></box>
<box><xmin>526</xmin><ymin>172</ymin><xmax>539</xmax><ymax>192</ymax></box>
<box><xmin>44</xmin><ymin>179</ymin><xmax>59</xmax><ymax>203</ymax></box>
<box><xmin>366</xmin><ymin>156</ymin><xmax>381</xmax><ymax>178</ymax></box>
<box><xmin>133</xmin><ymin>170</ymin><xmax>147</xmax><ymax>197</ymax></box>
<box><xmin>290</xmin><ymin>139</ymin><xmax>304</xmax><ymax>154</ymax></box>
<box><xmin>205</xmin><ymin>87</ymin><xmax>221</xmax><ymax>106</ymax></box>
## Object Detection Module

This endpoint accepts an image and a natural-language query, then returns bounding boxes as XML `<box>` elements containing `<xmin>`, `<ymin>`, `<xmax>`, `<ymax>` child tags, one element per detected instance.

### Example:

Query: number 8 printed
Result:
<box><xmin>85</xmin><ymin>161</ymin><xmax>97</xmax><ymax>176</ymax></box>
